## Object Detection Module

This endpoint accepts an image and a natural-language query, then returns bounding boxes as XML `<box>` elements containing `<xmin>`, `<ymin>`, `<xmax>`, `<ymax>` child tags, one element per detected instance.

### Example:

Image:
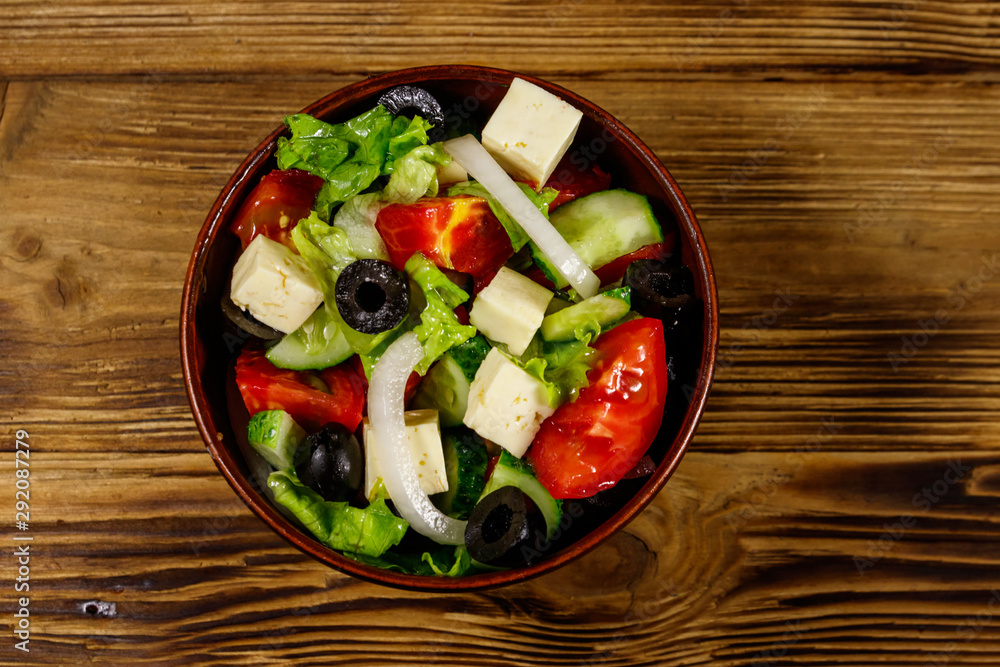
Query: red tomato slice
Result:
<box><xmin>230</xmin><ymin>169</ymin><xmax>324</xmax><ymax>252</ymax></box>
<box><xmin>235</xmin><ymin>347</ymin><xmax>364</xmax><ymax>432</ymax></box>
<box><xmin>528</xmin><ymin>318</ymin><xmax>668</xmax><ymax>499</ymax></box>
<box><xmin>544</xmin><ymin>157</ymin><xmax>612</xmax><ymax>210</ymax></box>
<box><xmin>375</xmin><ymin>196</ymin><xmax>514</xmax><ymax>291</ymax></box>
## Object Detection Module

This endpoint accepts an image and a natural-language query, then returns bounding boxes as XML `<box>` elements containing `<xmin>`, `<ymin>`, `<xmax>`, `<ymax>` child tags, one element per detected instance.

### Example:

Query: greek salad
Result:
<box><xmin>223</xmin><ymin>78</ymin><xmax>699</xmax><ymax>576</ymax></box>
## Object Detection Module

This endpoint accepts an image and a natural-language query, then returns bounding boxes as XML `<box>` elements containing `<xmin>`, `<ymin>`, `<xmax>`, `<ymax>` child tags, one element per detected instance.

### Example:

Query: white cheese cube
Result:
<box><xmin>463</xmin><ymin>348</ymin><xmax>555</xmax><ymax>458</ymax></box>
<box><xmin>481</xmin><ymin>77</ymin><xmax>583</xmax><ymax>188</ymax></box>
<box><xmin>469</xmin><ymin>266</ymin><xmax>553</xmax><ymax>356</ymax></box>
<box><xmin>230</xmin><ymin>235</ymin><xmax>323</xmax><ymax>334</ymax></box>
<box><xmin>363</xmin><ymin>409</ymin><xmax>449</xmax><ymax>499</ymax></box>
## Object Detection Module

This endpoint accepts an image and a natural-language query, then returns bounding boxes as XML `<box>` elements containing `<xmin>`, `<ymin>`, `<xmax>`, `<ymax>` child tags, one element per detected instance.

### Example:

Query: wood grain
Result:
<box><xmin>2</xmin><ymin>3</ymin><xmax>1000</xmax><ymax>664</ymax></box>
<box><xmin>1</xmin><ymin>1</ymin><xmax>999</xmax><ymax>78</ymax></box>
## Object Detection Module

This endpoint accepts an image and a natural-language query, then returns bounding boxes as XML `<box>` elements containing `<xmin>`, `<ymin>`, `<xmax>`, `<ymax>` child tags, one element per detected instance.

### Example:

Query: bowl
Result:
<box><xmin>180</xmin><ymin>65</ymin><xmax>718</xmax><ymax>591</ymax></box>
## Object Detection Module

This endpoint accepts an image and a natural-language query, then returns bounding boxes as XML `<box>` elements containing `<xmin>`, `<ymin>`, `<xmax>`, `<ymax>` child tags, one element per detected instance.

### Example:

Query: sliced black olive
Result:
<box><xmin>295</xmin><ymin>423</ymin><xmax>363</xmax><ymax>502</ymax></box>
<box><xmin>465</xmin><ymin>486</ymin><xmax>546</xmax><ymax>567</ymax></box>
<box><xmin>220</xmin><ymin>294</ymin><xmax>283</xmax><ymax>341</ymax></box>
<box><xmin>335</xmin><ymin>259</ymin><xmax>410</xmax><ymax>334</ymax></box>
<box><xmin>624</xmin><ymin>259</ymin><xmax>700</xmax><ymax>331</ymax></box>
<box><xmin>377</xmin><ymin>85</ymin><xmax>445</xmax><ymax>141</ymax></box>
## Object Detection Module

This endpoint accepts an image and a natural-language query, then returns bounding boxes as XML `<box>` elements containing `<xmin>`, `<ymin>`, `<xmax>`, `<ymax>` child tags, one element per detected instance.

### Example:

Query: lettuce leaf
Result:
<box><xmin>386</xmin><ymin>116</ymin><xmax>434</xmax><ymax>174</ymax></box>
<box><xmin>343</xmin><ymin>544</ymin><xmax>480</xmax><ymax>577</ymax></box>
<box><xmin>268</xmin><ymin>472</ymin><xmax>407</xmax><ymax>558</ymax></box>
<box><xmin>446</xmin><ymin>180</ymin><xmax>558</xmax><ymax>252</ymax></box>
<box><xmin>277</xmin><ymin>108</ymin><xmax>396</xmax><ymax>214</ymax></box>
<box><xmin>276</xmin><ymin>109</ymin><xmax>439</xmax><ymax>221</ymax></box>
<box><xmin>516</xmin><ymin>328</ymin><xmax>598</xmax><ymax>408</ymax></box>
<box><xmin>405</xmin><ymin>253</ymin><xmax>477</xmax><ymax>375</ymax></box>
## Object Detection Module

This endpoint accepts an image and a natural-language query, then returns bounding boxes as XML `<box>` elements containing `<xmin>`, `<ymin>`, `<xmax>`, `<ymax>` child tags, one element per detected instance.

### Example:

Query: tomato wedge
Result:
<box><xmin>235</xmin><ymin>347</ymin><xmax>364</xmax><ymax>432</ymax></box>
<box><xmin>230</xmin><ymin>169</ymin><xmax>324</xmax><ymax>252</ymax></box>
<box><xmin>528</xmin><ymin>318</ymin><xmax>668</xmax><ymax>499</ymax></box>
<box><xmin>375</xmin><ymin>196</ymin><xmax>514</xmax><ymax>291</ymax></box>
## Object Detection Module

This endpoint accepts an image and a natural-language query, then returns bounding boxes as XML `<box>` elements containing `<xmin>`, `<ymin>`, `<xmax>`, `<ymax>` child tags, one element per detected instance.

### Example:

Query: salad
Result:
<box><xmin>222</xmin><ymin>78</ymin><xmax>700</xmax><ymax>576</ymax></box>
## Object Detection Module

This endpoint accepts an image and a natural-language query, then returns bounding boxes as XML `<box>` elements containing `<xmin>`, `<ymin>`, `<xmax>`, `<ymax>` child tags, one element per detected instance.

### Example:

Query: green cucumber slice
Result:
<box><xmin>532</xmin><ymin>189</ymin><xmax>663</xmax><ymax>289</ymax></box>
<box><xmin>410</xmin><ymin>355</ymin><xmax>472</xmax><ymax>427</ymax></box>
<box><xmin>247</xmin><ymin>410</ymin><xmax>307</xmax><ymax>471</ymax></box>
<box><xmin>266</xmin><ymin>306</ymin><xmax>353</xmax><ymax>370</ymax></box>
<box><xmin>447</xmin><ymin>334</ymin><xmax>492</xmax><ymax>382</ymax></box>
<box><xmin>540</xmin><ymin>287</ymin><xmax>631</xmax><ymax>342</ymax></box>
<box><xmin>432</xmin><ymin>428</ymin><xmax>489</xmax><ymax>520</ymax></box>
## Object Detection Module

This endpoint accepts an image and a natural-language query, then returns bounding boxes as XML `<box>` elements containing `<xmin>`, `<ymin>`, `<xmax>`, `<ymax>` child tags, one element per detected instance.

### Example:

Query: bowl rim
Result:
<box><xmin>180</xmin><ymin>64</ymin><xmax>719</xmax><ymax>591</ymax></box>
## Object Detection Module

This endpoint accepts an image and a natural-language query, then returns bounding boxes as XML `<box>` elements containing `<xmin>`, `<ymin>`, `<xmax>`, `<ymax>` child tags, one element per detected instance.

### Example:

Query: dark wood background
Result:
<box><xmin>2</xmin><ymin>1</ymin><xmax>999</xmax><ymax>664</ymax></box>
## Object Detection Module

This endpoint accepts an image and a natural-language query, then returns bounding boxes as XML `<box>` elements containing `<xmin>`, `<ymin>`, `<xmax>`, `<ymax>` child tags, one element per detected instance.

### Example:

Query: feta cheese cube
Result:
<box><xmin>481</xmin><ymin>78</ymin><xmax>583</xmax><ymax>188</ymax></box>
<box><xmin>469</xmin><ymin>266</ymin><xmax>553</xmax><ymax>356</ymax></box>
<box><xmin>363</xmin><ymin>409</ymin><xmax>449</xmax><ymax>499</ymax></box>
<box><xmin>230</xmin><ymin>235</ymin><xmax>323</xmax><ymax>334</ymax></box>
<box><xmin>463</xmin><ymin>348</ymin><xmax>555</xmax><ymax>458</ymax></box>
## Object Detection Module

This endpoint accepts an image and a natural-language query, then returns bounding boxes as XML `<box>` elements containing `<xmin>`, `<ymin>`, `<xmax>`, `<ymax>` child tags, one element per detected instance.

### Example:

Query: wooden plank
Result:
<box><xmin>4</xmin><ymin>450</ymin><xmax>1000</xmax><ymax>664</ymax></box>
<box><xmin>1</xmin><ymin>1</ymin><xmax>998</xmax><ymax>78</ymax></box>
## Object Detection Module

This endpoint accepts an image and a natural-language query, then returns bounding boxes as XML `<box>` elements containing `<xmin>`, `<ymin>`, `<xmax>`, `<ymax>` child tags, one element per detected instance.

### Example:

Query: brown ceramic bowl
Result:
<box><xmin>180</xmin><ymin>65</ymin><xmax>718</xmax><ymax>591</ymax></box>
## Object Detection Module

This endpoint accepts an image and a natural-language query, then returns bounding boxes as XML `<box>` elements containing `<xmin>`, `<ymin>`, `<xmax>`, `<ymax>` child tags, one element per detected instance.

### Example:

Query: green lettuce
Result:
<box><xmin>386</xmin><ymin>115</ymin><xmax>434</xmax><ymax>173</ymax></box>
<box><xmin>518</xmin><ymin>334</ymin><xmax>597</xmax><ymax>408</ymax></box>
<box><xmin>277</xmin><ymin>108</ymin><xmax>395</xmax><ymax>214</ymax></box>
<box><xmin>276</xmin><ymin>109</ymin><xmax>436</xmax><ymax>220</ymax></box>
<box><xmin>406</xmin><ymin>253</ymin><xmax>477</xmax><ymax>374</ymax></box>
<box><xmin>343</xmin><ymin>544</ymin><xmax>481</xmax><ymax>577</ymax></box>
<box><xmin>268</xmin><ymin>472</ymin><xmax>407</xmax><ymax>558</ymax></box>
<box><xmin>446</xmin><ymin>180</ymin><xmax>558</xmax><ymax>251</ymax></box>
<box><xmin>292</xmin><ymin>210</ymin><xmax>356</xmax><ymax>276</ymax></box>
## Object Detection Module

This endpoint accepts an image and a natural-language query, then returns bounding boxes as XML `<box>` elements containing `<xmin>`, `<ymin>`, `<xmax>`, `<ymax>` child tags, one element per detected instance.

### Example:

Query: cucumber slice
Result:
<box><xmin>447</xmin><ymin>334</ymin><xmax>492</xmax><ymax>382</ymax></box>
<box><xmin>266</xmin><ymin>306</ymin><xmax>353</xmax><ymax>370</ymax></box>
<box><xmin>480</xmin><ymin>450</ymin><xmax>562</xmax><ymax>539</ymax></box>
<box><xmin>247</xmin><ymin>410</ymin><xmax>307</xmax><ymax>471</ymax></box>
<box><xmin>540</xmin><ymin>287</ymin><xmax>631</xmax><ymax>342</ymax></box>
<box><xmin>410</xmin><ymin>355</ymin><xmax>471</xmax><ymax>427</ymax></box>
<box><xmin>432</xmin><ymin>428</ymin><xmax>489</xmax><ymax>520</ymax></box>
<box><xmin>532</xmin><ymin>189</ymin><xmax>663</xmax><ymax>289</ymax></box>
<box><xmin>410</xmin><ymin>336</ymin><xmax>492</xmax><ymax>427</ymax></box>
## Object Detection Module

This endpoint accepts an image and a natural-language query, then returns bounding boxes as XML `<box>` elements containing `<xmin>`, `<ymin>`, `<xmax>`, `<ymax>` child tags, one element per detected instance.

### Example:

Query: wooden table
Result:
<box><xmin>2</xmin><ymin>2</ymin><xmax>998</xmax><ymax>665</ymax></box>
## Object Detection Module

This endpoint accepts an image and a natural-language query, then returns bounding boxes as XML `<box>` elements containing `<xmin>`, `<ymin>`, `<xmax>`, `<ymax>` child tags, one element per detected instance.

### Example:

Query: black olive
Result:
<box><xmin>295</xmin><ymin>423</ymin><xmax>363</xmax><ymax>502</ymax></box>
<box><xmin>465</xmin><ymin>487</ymin><xmax>546</xmax><ymax>567</ymax></box>
<box><xmin>624</xmin><ymin>259</ymin><xmax>700</xmax><ymax>332</ymax></box>
<box><xmin>335</xmin><ymin>259</ymin><xmax>410</xmax><ymax>334</ymax></box>
<box><xmin>377</xmin><ymin>86</ymin><xmax>445</xmax><ymax>141</ymax></box>
<box><xmin>220</xmin><ymin>294</ymin><xmax>283</xmax><ymax>341</ymax></box>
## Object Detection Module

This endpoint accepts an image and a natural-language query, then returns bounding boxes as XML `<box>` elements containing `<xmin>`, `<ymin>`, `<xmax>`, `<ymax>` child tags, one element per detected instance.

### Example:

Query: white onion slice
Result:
<box><xmin>442</xmin><ymin>135</ymin><xmax>600</xmax><ymax>298</ymax></box>
<box><xmin>367</xmin><ymin>332</ymin><xmax>467</xmax><ymax>545</ymax></box>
